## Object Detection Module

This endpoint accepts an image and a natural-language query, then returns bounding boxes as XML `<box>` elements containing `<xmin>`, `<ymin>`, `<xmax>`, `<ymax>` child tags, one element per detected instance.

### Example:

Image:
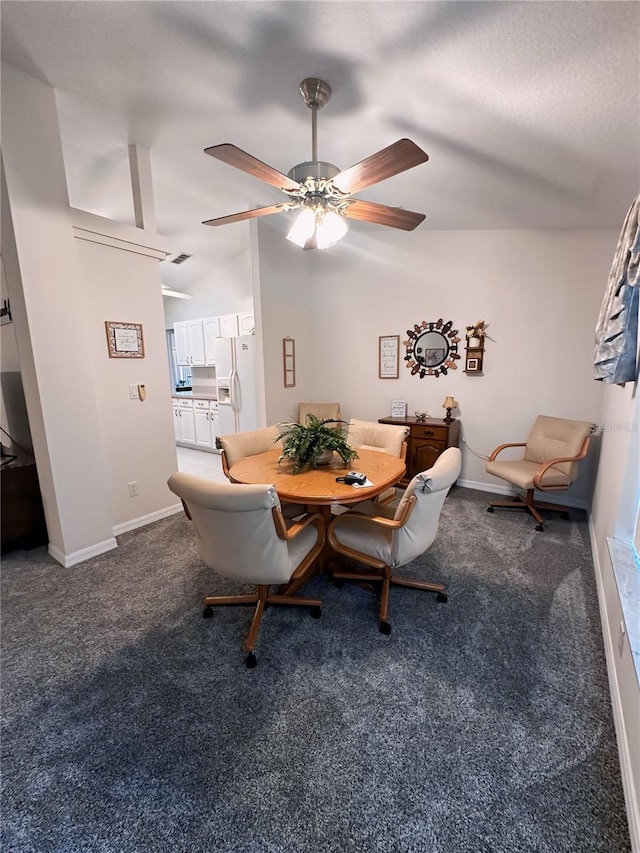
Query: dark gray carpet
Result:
<box><xmin>1</xmin><ymin>487</ymin><xmax>630</xmax><ymax>852</ymax></box>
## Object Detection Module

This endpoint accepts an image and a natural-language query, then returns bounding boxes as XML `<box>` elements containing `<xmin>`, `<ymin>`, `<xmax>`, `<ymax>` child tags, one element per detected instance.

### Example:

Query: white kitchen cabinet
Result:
<box><xmin>174</xmin><ymin>320</ymin><xmax>206</xmax><ymax>366</ymax></box>
<box><xmin>237</xmin><ymin>312</ymin><xmax>255</xmax><ymax>336</ymax></box>
<box><xmin>172</xmin><ymin>397</ymin><xmax>218</xmax><ymax>452</ymax></box>
<box><xmin>219</xmin><ymin>313</ymin><xmax>239</xmax><ymax>338</ymax></box>
<box><xmin>193</xmin><ymin>399</ymin><xmax>214</xmax><ymax>448</ymax></box>
<box><xmin>172</xmin><ymin>402</ymin><xmax>182</xmax><ymax>441</ymax></box>
<box><xmin>187</xmin><ymin>320</ymin><xmax>206</xmax><ymax>366</ymax></box>
<box><xmin>174</xmin><ymin>321</ymin><xmax>190</xmax><ymax>366</ymax></box>
<box><xmin>203</xmin><ymin>316</ymin><xmax>220</xmax><ymax>366</ymax></box>
<box><xmin>177</xmin><ymin>398</ymin><xmax>196</xmax><ymax>444</ymax></box>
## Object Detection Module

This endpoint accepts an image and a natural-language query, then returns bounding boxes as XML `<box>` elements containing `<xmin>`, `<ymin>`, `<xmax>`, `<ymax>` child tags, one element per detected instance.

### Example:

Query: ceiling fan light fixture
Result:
<box><xmin>287</xmin><ymin>207</ymin><xmax>316</xmax><ymax>248</ymax></box>
<box><xmin>315</xmin><ymin>210</ymin><xmax>348</xmax><ymax>250</ymax></box>
<box><xmin>204</xmin><ymin>78</ymin><xmax>428</xmax><ymax>243</ymax></box>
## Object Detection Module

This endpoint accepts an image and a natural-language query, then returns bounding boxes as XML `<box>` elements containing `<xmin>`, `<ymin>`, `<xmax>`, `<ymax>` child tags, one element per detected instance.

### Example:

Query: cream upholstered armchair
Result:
<box><xmin>328</xmin><ymin>447</ymin><xmax>461</xmax><ymax>635</ymax></box>
<box><xmin>168</xmin><ymin>473</ymin><xmax>324</xmax><ymax>668</ymax></box>
<box><xmin>217</xmin><ymin>425</ymin><xmax>282</xmax><ymax>480</ymax></box>
<box><xmin>297</xmin><ymin>402</ymin><xmax>341</xmax><ymax>424</ymax></box>
<box><xmin>217</xmin><ymin>426</ymin><xmax>299</xmax><ymax>519</ymax></box>
<box><xmin>346</xmin><ymin>418</ymin><xmax>409</xmax><ymax>503</ymax></box>
<box><xmin>485</xmin><ymin>415</ymin><xmax>592</xmax><ymax>531</ymax></box>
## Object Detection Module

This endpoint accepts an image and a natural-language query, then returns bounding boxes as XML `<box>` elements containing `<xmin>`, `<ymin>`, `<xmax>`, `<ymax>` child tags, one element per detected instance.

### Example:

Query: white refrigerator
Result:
<box><xmin>215</xmin><ymin>335</ymin><xmax>259</xmax><ymax>434</ymax></box>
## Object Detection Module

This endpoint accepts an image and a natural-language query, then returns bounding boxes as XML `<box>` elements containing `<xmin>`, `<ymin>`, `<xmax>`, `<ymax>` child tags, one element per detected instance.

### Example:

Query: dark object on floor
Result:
<box><xmin>1</xmin><ymin>456</ymin><xmax>47</xmax><ymax>553</ymax></box>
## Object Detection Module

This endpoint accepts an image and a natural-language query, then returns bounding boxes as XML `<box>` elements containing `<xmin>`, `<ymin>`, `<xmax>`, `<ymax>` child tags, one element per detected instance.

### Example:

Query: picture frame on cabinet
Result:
<box><xmin>105</xmin><ymin>321</ymin><xmax>144</xmax><ymax>358</ymax></box>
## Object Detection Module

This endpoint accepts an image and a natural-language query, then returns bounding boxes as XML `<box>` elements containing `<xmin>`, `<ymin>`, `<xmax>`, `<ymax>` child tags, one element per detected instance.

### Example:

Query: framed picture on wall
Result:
<box><xmin>379</xmin><ymin>335</ymin><xmax>400</xmax><ymax>379</ymax></box>
<box><xmin>105</xmin><ymin>321</ymin><xmax>145</xmax><ymax>358</ymax></box>
<box><xmin>465</xmin><ymin>356</ymin><xmax>480</xmax><ymax>372</ymax></box>
<box><xmin>283</xmin><ymin>337</ymin><xmax>296</xmax><ymax>387</ymax></box>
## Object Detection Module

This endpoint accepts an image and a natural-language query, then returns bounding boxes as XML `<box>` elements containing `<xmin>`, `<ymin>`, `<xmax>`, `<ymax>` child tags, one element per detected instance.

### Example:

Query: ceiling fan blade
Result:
<box><xmin>204</xmin><ymin>144</ymin><xmax>301</xmax><ymax>192</ymax></box>
<box><xmin>332</xmin><ymin>139</ymin><xmax>429</xmax><ymax>195</ymax></box>
<box><xmin>343</xmin><ymin>199</ymin><xmax>425</xmax><ymax>231</ymax></box>
<box><xmin>202</xmin><ymin>203</ymin><xmax>293</xmax><ymax>227</ymax></box>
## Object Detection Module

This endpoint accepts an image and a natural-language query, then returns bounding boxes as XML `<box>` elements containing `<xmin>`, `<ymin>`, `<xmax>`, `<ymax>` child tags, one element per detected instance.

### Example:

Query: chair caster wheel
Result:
<box><xmin>202</xmin><ymin>606</ymin><xmax>213</xmax><ymax>618</ymax></box>
<box><xmin>245</xmin><ymin>652</ymin><xmax>257</xmax><ymax>668</ymax></box>
<box><xmin>535</xmin><ymin>524</ymin><xmax>544</xmax><ymax>532</ymax></box>
<box><xmin>486</xmin><ymin>506</ymin><xmax>495</xmax><ymax>513</ymax></box>
<box><xmin>562</xmin><ymin>512</ymin><xmax>570</xmax><ymax>521</ymax></box>
<box><xmin>310</xmin><ymin>606</ymin><xmax>322</xmax><ymax>619</ymax></box>
<box><xmin>379</xmin><ymin>620</ymin><xmax>392</xmax><ymax>635</ymax></box>
<box><xmin>333</xmin><ymin>579</ymin><xmax>344</xmax><ymax>588</ymax></box>
<box><xmin>436</xmin><ymin>592</ymin><xmax>448</xmax><ymax>604</ymax></box>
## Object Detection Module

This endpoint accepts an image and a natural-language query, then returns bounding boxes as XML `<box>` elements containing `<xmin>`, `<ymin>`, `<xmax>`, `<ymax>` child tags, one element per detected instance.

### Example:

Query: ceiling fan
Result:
<box><xmin>202</xmin><ymin>78</ymin><xmax>429</xmax><ymax>250</ymax></box>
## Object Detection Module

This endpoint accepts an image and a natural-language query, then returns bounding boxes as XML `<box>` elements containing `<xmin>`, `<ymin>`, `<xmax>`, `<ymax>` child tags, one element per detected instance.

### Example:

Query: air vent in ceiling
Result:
<box><xmin>171</xmin><ymin>252</ymin><xmax>192</xmax><ymax>265</ymax></box>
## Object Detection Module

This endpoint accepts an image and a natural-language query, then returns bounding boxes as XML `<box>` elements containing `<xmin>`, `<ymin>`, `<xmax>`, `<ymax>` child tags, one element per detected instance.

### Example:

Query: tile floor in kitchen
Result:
<box><xmin>175</xmin><ymin>447</ymin><xmax>227</xmax><ymax>483</ymax></box>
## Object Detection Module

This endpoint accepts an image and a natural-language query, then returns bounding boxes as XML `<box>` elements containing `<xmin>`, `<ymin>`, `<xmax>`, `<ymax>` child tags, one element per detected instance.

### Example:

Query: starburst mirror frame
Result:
<box><xmin>404</xmin><ymin>319</ymin><xmax>461</xmax><ymax>378</ymax></box>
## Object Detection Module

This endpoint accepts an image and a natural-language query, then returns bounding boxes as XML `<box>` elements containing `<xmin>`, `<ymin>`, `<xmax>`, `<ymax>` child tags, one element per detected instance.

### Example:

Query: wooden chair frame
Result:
<box><xmin>327</xmin><ymin>495</ymin><xmax>447</xmax><ymax>633</ymax></box>
<box><xmin>181</xmin><ymin>499</ymin><xmax>324</xmax><ymax>667</ymax></box>
<box><xmin>487</xmin><ymin>435</ymin><xmax>591</xmax><ymax>530</ymax></box>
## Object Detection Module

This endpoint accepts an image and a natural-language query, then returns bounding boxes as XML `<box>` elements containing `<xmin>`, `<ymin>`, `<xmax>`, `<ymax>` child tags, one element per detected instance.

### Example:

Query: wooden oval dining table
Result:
<box><xmin>229</xmin><ymin>447</ymin><xmax>406</xmax><ymax>596</ymax></box>
<box><xmin>228</xmin><ymin>447</ymin><xmax>406</xmax><ymax>521</ymax></box>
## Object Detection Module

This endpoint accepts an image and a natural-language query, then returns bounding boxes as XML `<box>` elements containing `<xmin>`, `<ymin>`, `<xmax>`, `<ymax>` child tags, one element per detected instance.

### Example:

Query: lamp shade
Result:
<box><xmin>442</xmin><ymin>396</ymin><xmax>456</xmax><ymax>410</ymax></box>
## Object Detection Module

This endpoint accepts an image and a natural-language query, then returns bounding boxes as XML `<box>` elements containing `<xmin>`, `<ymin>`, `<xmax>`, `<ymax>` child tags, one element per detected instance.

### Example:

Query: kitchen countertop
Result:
<box><xmin>172</xmin><ymin>391</ymin><xmax>218</xmax><ymax>401</ymax></box>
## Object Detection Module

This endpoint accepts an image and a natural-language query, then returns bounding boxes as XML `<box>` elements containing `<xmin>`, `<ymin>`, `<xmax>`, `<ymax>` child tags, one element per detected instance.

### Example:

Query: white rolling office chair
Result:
<box><xmin>168</xmin><ymin>473</ymin><xmax>324</xmax><ymax>668</ymax></box>
<box><xmin>346</xmin><ymin>418</ymin><xmax>409</xmax><ymax>503</ymax></box>
<box><xmin>328</xmin><ymin>447</ymin><xmax>462</xmax><ymax>635</ymax></box>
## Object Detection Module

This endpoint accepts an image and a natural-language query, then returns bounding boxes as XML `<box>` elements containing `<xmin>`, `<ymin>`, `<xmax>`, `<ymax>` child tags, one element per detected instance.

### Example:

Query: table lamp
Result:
<box><xmin>442</xmin><ymin>396</ymin><xmax>456</xmax><ymax>422</ymax></box>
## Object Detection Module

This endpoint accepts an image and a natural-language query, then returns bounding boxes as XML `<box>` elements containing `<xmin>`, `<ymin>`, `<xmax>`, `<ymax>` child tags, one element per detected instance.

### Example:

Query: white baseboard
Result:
<box><xmin>48</xmin><ymin>537</ymin><xmax>118</xmax><ymax>568</ymax></box>
<box><xmin>588</xmin><ymin>514</ymin><xmax>640</xmax><ymax>852</ymax></box>
<box><xmin>112</xmin><ymin>502</ymin><xmax>183</xmax><ymax>537</ymax></box>
<box><xmin>457</xmin><ymin>478</ymin><xmax>589</xmax><ymax>510</ymax></box>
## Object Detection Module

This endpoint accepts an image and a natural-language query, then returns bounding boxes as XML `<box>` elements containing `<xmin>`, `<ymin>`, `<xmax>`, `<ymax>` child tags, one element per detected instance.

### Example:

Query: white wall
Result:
<box><xmin>162</xmin><ymin>247</ymin><xmax>254</xmax><ymax>327</ymax></box>
<box><xmin>255</xmin><ymin>219</ymin><xmax>316</xmax><ymax>426</ymax></box>
<box><xmin>304</xmin><ymin>226</ymin><xmax>615</xmax><ymax>502</ymax></box>
<box><xmin>591</xmin><ymin>381</ymin><xmax>639</xmax><ymax>846</ymax></box>
<box><xmin>1</xmin><ymin>63</ymin><xmax>114</xmax><ymax>561</ymax></box>
<box><xmin>75</xmin><ymin>238</ymin><xmax>178</xmax><ymax>528</ymax></box>
<box><xmin>2</xmin><ymin>62</ymin><xmax>178</xmax><ymax>564</ymax></box>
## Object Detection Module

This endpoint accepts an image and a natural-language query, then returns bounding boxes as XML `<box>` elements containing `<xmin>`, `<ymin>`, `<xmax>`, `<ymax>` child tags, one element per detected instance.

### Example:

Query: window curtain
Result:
<box><xmin>594</xmin><ymin>192</ymin><xmax>640</xmax><ymax>384</ymax></box>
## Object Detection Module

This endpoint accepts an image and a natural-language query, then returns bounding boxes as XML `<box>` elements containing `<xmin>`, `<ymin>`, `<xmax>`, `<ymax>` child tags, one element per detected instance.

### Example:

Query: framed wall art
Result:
<box><xmin>105</xmin><ymin>321</ymin><xmax>145</xmax><ymax>359</ymax></box>
<box><xmin>379</xmin><ymin>335</ymin><xmax>399</xmax><ymax>379</ymax></box>
<box><xmin>283</xmin><ymin>337</ymin><xmax>296</xmax><ymax>388</ymax></box>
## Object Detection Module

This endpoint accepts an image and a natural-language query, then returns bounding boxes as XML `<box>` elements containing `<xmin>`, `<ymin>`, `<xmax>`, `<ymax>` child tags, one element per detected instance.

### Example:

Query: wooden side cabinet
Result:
<box><xmin>378</xmin><ymin>416</ymin><xmax>461</xmax><ymax>486</ymax></box>
<box><xmin>1</xmin><ymin>458</ymin><xmax>48</xmax><ymax>553</ymax></box>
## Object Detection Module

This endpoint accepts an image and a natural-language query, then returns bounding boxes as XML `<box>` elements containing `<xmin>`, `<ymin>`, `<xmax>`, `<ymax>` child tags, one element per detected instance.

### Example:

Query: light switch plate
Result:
<box><xmin>129</xmin><ymin>384</ymin><xmax>139</xmax><ymax>400</ymax></box>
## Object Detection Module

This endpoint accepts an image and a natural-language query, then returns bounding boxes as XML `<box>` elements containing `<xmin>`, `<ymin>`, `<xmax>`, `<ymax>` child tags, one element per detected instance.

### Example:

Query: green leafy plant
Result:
<box><xmin>276</xmin><ymin>415</ymin><xmax>358</xmax><ymax>474</ymax></box>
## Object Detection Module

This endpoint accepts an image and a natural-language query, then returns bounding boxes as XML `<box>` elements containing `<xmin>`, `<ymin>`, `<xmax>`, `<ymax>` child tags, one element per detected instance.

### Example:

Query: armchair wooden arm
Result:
<box><xmin>533</xmin><ymin>436</ymin><xmax>591</xmax><ymax>491</ymax></box>
<box><xmin>272</xmin><ymin>508</ymin><xmax>325</xmax><ymax>542</ymax></box>
<box><xmin>327</xmin><ymin>495</ymin><xmax>416</xmax><ymax>553</ymax></box>
<box><xmin>488</xmin><ymin>442</ymin><xmax>526</xmax><ymax>462</ymax></box>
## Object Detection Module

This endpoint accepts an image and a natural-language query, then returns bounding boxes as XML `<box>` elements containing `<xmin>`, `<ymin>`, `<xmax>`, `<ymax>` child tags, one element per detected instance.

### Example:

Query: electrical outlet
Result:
<box><xmin>617</xmin><ymin>621</ymin><xmax>626</xmax><ymax>657</ymax></box>
<box><xmin>128</xmin><ymin>482</ymin><xmax>139</xmax><ymax>497</ymax></box>
<box><xmin>129</xmin><ymin>384</ymin><xmax>139</xmax><ymax>400</ymax></box>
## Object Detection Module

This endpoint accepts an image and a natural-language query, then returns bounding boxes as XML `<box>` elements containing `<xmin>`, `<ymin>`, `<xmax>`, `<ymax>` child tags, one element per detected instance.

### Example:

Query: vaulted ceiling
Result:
<box><xmin>2</xmin><ymin>1</ymin><xmax>638</xmax><ymax>292</ymax></box>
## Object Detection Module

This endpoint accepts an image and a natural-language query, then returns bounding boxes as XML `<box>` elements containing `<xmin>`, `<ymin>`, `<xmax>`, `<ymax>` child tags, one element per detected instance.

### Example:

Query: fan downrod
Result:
<box><xmin>299</xmin><ymin>78</ymin><xmax>332</xmax><ymax>110</ymax></box>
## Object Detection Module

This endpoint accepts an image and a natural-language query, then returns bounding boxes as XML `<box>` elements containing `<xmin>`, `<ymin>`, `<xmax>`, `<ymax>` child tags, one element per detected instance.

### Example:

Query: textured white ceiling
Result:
<box><xmin>2</xmin><ymin>1</ymin><xmax>639</xmax><ymax>291</ymax></box>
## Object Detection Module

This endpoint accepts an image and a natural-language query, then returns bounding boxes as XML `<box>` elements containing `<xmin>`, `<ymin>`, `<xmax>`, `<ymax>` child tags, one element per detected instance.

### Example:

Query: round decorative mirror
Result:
<box><xmin>404</xmin><ymin>319</ymin><xmax>461</xmax><ymax>378</ymax></box>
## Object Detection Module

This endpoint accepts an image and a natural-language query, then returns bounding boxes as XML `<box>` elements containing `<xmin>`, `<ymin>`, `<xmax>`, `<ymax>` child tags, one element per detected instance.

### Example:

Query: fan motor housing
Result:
<box><xmin>287</xmin><ymin>161</ymin><xmax>340</xmax><ymax>184</ymax></box>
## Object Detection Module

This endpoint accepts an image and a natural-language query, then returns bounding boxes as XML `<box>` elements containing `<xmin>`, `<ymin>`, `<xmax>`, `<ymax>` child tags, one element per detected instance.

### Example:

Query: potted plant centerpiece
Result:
<box><xmin>276</xmin><ymin>415</ymin><xmax>358</xmax><ymax>474</ymax></box>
